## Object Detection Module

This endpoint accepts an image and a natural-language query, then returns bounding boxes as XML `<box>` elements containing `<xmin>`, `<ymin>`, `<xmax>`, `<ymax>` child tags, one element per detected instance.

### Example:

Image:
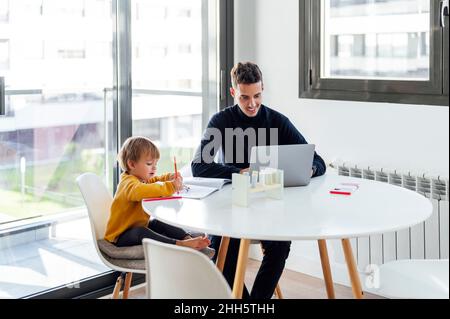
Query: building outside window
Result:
<box><xmin>301</xmin><ymin>0</ymin><xmax>448</xmax><ymax>105</ymax></box>
<box><xmin>0</xmin><ymin>0</ymin><xmax>114</xmax><ymax>298</ymax></box>
<box><xmin>42</xmin><ymin>0</ymin><xmax>85</xmax><ymax>18</ymax></box>
<box><xmin>131</xmin><ymin>0</ymin><xmax>211</xmax><ymax>174</ymax></box>
<box><xmin>0</xmin><ymin>0</ymin><xmax>9</xmax><ymax>22</ymax></box>
<box><xmin>0</xmin><ymin>40</ymin><xmax>9</xmax><ymax>70</ymax></box>
<box><xmin>322</xmin><ymin>0</ymin><xmax>430</xmax><ymax>80</ymax></box>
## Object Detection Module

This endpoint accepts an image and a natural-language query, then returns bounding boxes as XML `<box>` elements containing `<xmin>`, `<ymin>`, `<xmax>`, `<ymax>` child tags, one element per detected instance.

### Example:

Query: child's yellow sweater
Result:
<box><xmin>105</xmin><ymin>172</ymin><xmax>175</xmax><ymax>243</ymax></box>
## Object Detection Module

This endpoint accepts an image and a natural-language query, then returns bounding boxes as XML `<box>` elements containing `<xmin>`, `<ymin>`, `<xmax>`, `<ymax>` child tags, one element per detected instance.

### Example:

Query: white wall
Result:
<box><xmin>235</xmin><ymin>0</ymin><xmax>449</xmax><ymax>288</ymax></box>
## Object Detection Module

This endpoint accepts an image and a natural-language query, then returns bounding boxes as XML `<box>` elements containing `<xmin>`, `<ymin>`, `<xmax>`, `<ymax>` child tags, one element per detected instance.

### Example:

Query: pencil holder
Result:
<box><xmin>232</xmin><ymin>169</ymin><xmax>284</xmax><ymax>207</ymax></box>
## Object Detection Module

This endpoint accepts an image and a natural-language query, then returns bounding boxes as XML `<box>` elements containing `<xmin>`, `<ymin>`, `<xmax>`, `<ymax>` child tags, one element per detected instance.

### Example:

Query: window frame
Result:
<box><xmin>299</xmin><ymin>0</ymin><xmax>449</xmax><ymax>106</ymax></box>
<box><xmin>219</xmin><ymin>0</ymin><xmax>235</xmax><ymax>110</ymax></box>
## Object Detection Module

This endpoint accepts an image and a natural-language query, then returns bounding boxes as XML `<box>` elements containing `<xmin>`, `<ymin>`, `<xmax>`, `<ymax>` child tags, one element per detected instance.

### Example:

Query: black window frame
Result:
<box><xmin>300</xmin><ymin>0</ymin><xmax>449</xmax><ymax>106</ymax></box>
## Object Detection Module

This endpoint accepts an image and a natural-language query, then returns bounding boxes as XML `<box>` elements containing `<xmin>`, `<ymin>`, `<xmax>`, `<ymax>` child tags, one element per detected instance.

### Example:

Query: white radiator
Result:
<box><xmin>333</xmin><ymin>162</ymin><xmax>449</xmax><ymax>269</ymax></box>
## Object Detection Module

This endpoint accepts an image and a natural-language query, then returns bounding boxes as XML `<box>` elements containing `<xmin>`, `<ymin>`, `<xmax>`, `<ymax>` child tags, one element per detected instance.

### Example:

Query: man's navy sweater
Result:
<box><xmin>191</xmin><ymin>105</ymin><xmax>326</xmax><ymax>180</ymax></box>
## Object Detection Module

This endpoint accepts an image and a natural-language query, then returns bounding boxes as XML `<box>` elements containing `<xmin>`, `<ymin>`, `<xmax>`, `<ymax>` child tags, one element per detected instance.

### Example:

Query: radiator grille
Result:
<box><xmin>333</xmin><ymin>162</ymin><xmax>449</xmax><ymax>267</ymax></box>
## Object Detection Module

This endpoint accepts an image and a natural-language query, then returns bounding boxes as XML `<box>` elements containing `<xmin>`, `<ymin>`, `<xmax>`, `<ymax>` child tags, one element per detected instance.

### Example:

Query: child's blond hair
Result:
<box><xmin>118</xmin><ymin>137</ymin><xmax>160</xmax><ymax>173</ymax></box>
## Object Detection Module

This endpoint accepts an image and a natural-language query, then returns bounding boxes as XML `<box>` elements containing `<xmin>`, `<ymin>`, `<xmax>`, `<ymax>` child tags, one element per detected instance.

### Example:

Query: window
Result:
<box><xmin>85</xmin><ymin>0</ymin><xmax>112</xmax><ymax>18</ymax></box>
<box><xmin>176</xmin><ymin>7</ymin><xmax>193</xmax><ymax>18</ymax></box>
<box><xmin>0</xmin><ymin>0</ymin><xmax>227</xmax><ymax>299</ymax></box>
<box><xmin>87</xmin><ymin>41</ymin><xmax>112</xmax><ymax>59</ymax></box>
<box><xmin>0</xmin><ymin>0</ymin><xmax>114</xmax><ymax>298</ymax></box>
<box><xmin>0</xmin><ymin>39</ymin><xmax>9</xmax><ymax>69</ymax></box>
<box><xmin>300</xmin><ymin>0</ymin><xmax>449</xmax><ymax>106</ymax></box>
<box><xmin>135</xmin><ymin>42</ymin><xmax>168</xmax><ymax>59</ymax></box>
<box><xmin>57</xmin><ymin>44</ymin><xmax>86</xmax><ymax>59</ymax></box>
<box><xmin>15</xmin><ymin>40</ymin><xmax>45</xmax><ymax>60</ymax></box>
<box><xmin>131</xmin><ymin>0</ymin><xmax>218</xmax><ymax>173</ymax></box>
<box><xmin>134</xmin><ymin>0</ymin><xmax>167</xmax><ymax>20</ymax></box>
<box><xmin>13</xmin><ymin>0</ymin><xmax>43</xmax><ymax>17</ymax></box>
<box><xmin>178</xmin><ymin>43</ymin><xmax>193</xmax><ymax>54</ymax></box>
<box><xmin>43</xmin><ymin>0</ymin><xmax>85</xmax><ymax>18</ymax></box>
<box><xmin>0</xmin><ymin>0</ymin><xmax>9</xmax><ymax>22</ymax></box>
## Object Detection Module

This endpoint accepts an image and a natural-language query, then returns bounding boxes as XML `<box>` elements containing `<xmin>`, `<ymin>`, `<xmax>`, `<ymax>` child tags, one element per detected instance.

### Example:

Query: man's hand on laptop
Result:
<box><xmin>240</xmin><ymin>168</ymin><xmax>250</xmax><ymax>174</ymax></box>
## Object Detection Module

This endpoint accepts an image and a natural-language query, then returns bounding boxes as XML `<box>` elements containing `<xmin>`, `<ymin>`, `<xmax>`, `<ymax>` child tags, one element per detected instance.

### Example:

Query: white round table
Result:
<box><xmin>142</xmin><ymin>174</ymin><xmax>432</xmax><ymax>299</ymax></box>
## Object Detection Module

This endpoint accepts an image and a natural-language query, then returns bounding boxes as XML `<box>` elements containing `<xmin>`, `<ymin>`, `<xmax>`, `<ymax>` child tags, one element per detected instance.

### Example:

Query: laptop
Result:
<box><xmin>249</xmin><ymin>144</ymin><xmax>316</xmax><ymax>187</ymax></box>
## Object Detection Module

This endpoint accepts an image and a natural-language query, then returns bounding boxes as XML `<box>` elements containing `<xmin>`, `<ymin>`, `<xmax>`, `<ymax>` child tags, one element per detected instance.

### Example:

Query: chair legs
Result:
<box><xmin>112</xmin><ymin>274</ymin><xmax>123</xmax><ymax>299</ymax></box>
<box><xmin>123</xmin><ymin>273</ymin><xmax>133</xmax><ymax>299</ymax></box>
<box><xmin>112</xmin><ymin>272</ymin><xmax>133</xmax><ymax>299</ymax></box>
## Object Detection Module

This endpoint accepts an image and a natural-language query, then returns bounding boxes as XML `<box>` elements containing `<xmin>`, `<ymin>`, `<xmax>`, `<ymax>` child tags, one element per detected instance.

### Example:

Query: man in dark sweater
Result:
<box><xmin>191</xmin><ymin>62</ymin><xmax>326</xmax><ymax>299</ymax></box>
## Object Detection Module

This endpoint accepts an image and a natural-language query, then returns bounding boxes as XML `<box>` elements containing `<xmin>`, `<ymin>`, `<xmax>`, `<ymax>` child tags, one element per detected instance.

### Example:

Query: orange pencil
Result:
<box><xmin>174</xmin><ymin>156</ymin><xmax>178</xmax><ymax>178</ymax></box>
<box><xmin>174</xmin><ymin>156</ymin><xmax>179</xmax><ymax>194</ymax></box>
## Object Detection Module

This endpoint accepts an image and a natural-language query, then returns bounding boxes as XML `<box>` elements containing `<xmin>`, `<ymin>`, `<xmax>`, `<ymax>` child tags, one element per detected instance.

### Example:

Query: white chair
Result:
<box><xmin>77</xmin><ymin>173</ymin><xmax>146</xmax><ymax>299</ymax></box>
<box><xmin>367</xmin><ymin>259</ymin><xmax>449</xmax><ymax>299</ymax></box>
<box><xmin>143</xmin><ymin>238</ymin><xmax>232</xmax><ymax>299</ymax></box>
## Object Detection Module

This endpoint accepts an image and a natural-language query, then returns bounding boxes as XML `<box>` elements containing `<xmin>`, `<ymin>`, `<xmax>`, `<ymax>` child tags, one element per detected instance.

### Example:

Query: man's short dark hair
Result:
<box><xmin>231</xmin><ymin>62</ymin><xmax>263</xmax><ymax>89</ymax></box>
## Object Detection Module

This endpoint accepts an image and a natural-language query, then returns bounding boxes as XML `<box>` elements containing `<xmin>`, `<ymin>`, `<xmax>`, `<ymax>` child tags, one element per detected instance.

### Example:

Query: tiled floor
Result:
<box><xmin>0</xmin><ymin>217</ymin><xmax>109</xmax><ymax>298</ymax></box>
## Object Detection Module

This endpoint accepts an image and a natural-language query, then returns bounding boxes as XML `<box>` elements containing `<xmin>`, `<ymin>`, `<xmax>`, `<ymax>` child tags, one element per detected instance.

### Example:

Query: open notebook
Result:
<box><xmin>180</xmin><ymin>178</ymin><xmax>231</xmax><ymax>200</ymax></box>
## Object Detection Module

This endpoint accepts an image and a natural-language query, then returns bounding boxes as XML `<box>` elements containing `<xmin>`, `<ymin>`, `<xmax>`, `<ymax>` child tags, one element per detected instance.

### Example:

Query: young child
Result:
<box><xmin>105</xmin><ymin>136</ymin><xmax>215</xmax><ymax>258</ymax></box>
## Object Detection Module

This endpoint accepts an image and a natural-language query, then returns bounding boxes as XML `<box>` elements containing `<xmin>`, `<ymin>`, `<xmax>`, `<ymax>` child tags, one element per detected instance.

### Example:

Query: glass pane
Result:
<box><xmin>131</xmin><ymin>0</ymin><xmax>217</xmax><ymax>174</ymax></box>
<box><xmin>0</xmin><ymin>0</ymin><xmax>113</xmax><ymax>298</ymax></box>
<box><xmin>133</xmin><ymin>94</ymin><xmax>203</xmax><ymax>172</ymax></box>
<box><xmin>0</xmin><ymin>0</ymin><xmax>9</xmax><ymax>22</ymax></box>
<box><xmin>0</xmin><ymin>40</ymin><xmax>9</xmax><ymax>69</ymax></box>
<box><xmin>321</xmin><ymin>0</ymin><xmax>431</xmax><ymax>80</ymax></box>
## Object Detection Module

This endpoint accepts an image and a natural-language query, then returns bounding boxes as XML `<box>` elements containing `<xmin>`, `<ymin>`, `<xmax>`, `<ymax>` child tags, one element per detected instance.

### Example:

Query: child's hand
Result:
<box><xmin>169</xmin><ymin>173</ymin><xmax>183</xmax><ymax>181</ymax></box>
<box><xmin>171</xmin><ymin>175</ymin><xmax>184</xmax><ymax>192</ymax></box>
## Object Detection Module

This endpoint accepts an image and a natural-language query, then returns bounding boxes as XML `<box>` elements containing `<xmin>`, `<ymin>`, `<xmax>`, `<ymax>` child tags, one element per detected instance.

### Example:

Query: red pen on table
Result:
<box><xmin>143</xmin><ymin>197</ymin><xmax>183</xmax><ymax>202</ymax></box>
<box><xmin>330</xmin><ymin>190</ymin><xmax>352</xmax><ymax>196</ymax></box>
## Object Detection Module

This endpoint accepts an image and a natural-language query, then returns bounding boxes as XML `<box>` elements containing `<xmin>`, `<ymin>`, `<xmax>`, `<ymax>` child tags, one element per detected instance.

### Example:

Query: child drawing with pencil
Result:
<box><xmin>104</xmin><ymin>136</ymin><xmax>215</xmax><ymax>258</ymax></box>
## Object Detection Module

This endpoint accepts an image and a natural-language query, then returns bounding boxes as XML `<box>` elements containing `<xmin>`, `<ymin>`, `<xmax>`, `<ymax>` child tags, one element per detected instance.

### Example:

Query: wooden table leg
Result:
<box><xmin>342</xmin><ymin>239</ymin><xmax>364</xmax><ymax>299</ymax></box>
<box><xmin>274</xmin><ymin>284</ymin><xmax>283</xmax><ymax>299</ymax></box>
<box><xmin>216</xmin><ymin>236</ymin><xmax>230</xmax><ymax>273</ymax></box>
<box><xmin>232</xmin><ymin>239</ymin><xmax>251</xmax><ymax>299</ymax></box>
<box><xmin>318</xmin><ymin>240</ymin><xmax>336</xmax><ymax>299</ymax></box>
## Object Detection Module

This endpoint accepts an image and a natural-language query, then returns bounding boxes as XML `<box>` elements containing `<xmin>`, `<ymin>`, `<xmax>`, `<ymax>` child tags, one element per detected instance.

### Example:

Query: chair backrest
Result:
<box><xmin>76</xmin><ymin>173</ymin><xmax>113</xmax><ymax>241</ymax></box>
<box><xmin>143</xmin><ymin>239</ymin><xmax>232</xmax><ymax>299</ymax></box>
